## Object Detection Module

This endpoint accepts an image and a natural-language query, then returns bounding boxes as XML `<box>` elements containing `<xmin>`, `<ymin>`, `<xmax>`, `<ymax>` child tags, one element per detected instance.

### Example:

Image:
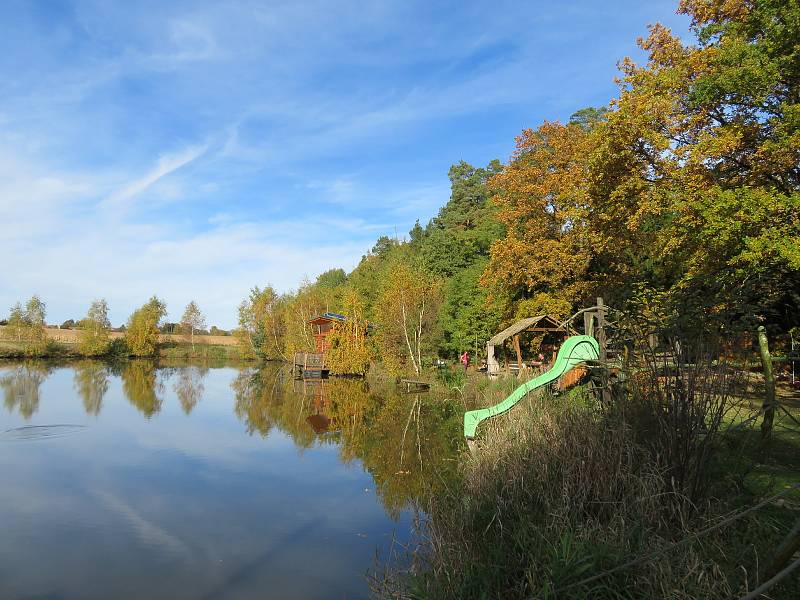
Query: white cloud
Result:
<box><xmin>102</xmin><ymin>145</ymin><xmax>207</xmax><ymax>213</ymax></box>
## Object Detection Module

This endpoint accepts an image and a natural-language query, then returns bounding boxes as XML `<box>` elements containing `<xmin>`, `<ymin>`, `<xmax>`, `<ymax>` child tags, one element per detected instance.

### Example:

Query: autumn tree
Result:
<box><xmin>6</xmin><ymin>303</ymin><xmax>25</xmax><ymax>342</ymax></box>
<box><xmin>374</xmin><ymin>261</ymin><xmax>442</xmax><ymax>375</ymax></box>
<box><xmin>180</xmin><ymin>301</ymin><xmax>206</xmax><ymax>351</ymax></box>
<box><xmin>483</xmin><ymin>120</ymin><xmax>595</xmax><ymax>322</ymax></box>
<box><xmin>22</xmin><ymin>295</ymin><xmax>48</xmax><ymax>356</ymax></box>
<box><xmin>78</xmin><ymin>299</ymin><xmax>111</xmax><ymax>356</ymax></box>
<box><xmin>326</xmin><ymin>289</ymin><xmax>373</xmax><ymax>375</ymax></box>
<box><xmin>125</xmin><ymin>296</ymin><xmax>167</xmax><ymax>356</ymax></box>
<box><xmin>585</xmin><ymin>0</ymin><xmax>800</xmax><ymax>328</ymax></box>
<box><xmin>236</xmin><ymin>286</ymin><xmax>286</xmax><ymax>360</ymax></box>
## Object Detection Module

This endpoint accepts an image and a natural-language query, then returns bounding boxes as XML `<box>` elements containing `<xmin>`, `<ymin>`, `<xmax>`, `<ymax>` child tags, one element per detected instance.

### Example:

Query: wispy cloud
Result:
<box><xmin>102</xmin><ymin>144</ymin><xmax>208</xmax><ymax>213</ymax></box>
<box><xmin>0</xmin><ymin>0</ymin><xmax>690</xmax><ymax>327</ymax></box>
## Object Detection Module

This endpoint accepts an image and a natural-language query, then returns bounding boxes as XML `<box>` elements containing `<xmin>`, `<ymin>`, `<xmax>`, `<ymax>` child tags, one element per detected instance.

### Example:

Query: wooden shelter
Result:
<box><xmin>294</xmin><ymin>312</ymin><xmax>346</xmax><ymax>378</ymax></box>
<box><xmin>308</xmin><ymin>312</ymin><xmax>346</xmax><ymax>353</ymax></box>
<box><xmin>486</xmin><ymin>315</ymin><xmax>567</xmax><ymax>377</ymax></box>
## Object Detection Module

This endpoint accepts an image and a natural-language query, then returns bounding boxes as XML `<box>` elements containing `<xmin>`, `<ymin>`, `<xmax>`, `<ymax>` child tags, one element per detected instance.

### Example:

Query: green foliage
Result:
<box><xmin>419</xmin><ymin>160</ymin><xmax>503</xmax><ymax>278</ymax></box>
<box><xmin>124</xmin><ymin>296</ymin><xmax>167</xmax><ymax>356</ymax></box>
<box><xmin>325</xmin><ymin>290</ymin><xmax>373</xmax><ymax>375</ymax></box>
<box><xmin>180</xmin><ymin>300</ymin><xmax>206</xmax><ymax>350</ymax></box>
<box><xmin>78</xmin><ymin>299</ymin><xmax>111</xmax><ymax>356</ymax></box>
<box><xmin>315</xmin><ymin>268</ymin><xmax>347</xmax><ymax>289</ymax></box>
<box><xmin>237</xmin><ymin>286</ymin><xmax>285</xmax><ymax>360</ymax></box>
<box><xmin>8</xmin><ymin>295</ymin><xmax>49</xmax><ymax>357</ymax></box>
<box><xmin>438</xmin><ymin>260</ymin><xmax>501</xmax><ymax>357</ymax></box>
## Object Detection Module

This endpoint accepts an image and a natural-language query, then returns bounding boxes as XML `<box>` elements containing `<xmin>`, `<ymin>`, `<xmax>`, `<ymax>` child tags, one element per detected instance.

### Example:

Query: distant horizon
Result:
<box><xmin>1</xmin><ymin>1</ymin><xmax>690</xmax><ymax>328</ymax></box>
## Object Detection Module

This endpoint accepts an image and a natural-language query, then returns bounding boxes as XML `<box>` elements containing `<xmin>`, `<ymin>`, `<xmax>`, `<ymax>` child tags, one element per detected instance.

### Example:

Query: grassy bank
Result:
<box><xmin>0</xmin><ymin>338</ymin><xmax>249</xmax><ymax>362</ymax></box>
<box><xmin>374</xmin><ymin>363</ymin><xmax>800</xmax><ymax>598</ymax></box>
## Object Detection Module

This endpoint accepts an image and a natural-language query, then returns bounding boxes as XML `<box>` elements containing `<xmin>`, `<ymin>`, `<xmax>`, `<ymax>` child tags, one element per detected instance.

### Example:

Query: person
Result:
<box><xmin>460</xmin><ymin>351</ymin><xmax>470</xmax><ymax>371</ymax></box>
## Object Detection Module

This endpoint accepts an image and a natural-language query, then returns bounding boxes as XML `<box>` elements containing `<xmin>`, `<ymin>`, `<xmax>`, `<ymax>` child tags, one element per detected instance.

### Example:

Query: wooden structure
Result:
<box><xmin>293</xmin><ymin>312</ymin><xmax>346</xmax><ymax>378</ymax></box>
<box><xmin>293</xmin><ymin>350</ymin><xmax>326</xmax><ymax>378</ymax></box>
<box><xmin>400</xmin><ymin>379</ymin><xmax>431</xmax><ymax>393</ymax></box>
<box><xmin>486</xmin><ymin>315</ymin><xmax>567</xmax><ymax>377</ymax></box>
<box><xmin>309</xmin><ymin>312</ymin><xmax>346</xmax><ymax>353</ymax></box>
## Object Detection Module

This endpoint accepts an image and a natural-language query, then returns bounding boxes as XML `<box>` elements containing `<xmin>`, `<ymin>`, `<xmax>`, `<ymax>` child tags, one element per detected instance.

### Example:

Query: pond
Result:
<box><xmin>0</xmin><ymin>361</ymin><xmax>463</xmax><ymax>599</ymax></box>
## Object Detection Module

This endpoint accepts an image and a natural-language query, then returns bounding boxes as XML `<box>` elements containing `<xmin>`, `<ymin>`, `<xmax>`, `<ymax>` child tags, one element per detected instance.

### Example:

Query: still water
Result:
<box><xmin>0</xmin><ymin>361</ymin><xmax>462</xmax><ymax>599</ymax></box>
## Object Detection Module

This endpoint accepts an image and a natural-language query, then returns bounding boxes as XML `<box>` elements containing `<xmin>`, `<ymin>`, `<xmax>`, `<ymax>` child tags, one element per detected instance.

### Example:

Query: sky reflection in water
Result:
<box><xmin>0</xmin><ymin>361</ymin><xmax>461</xmax><ymax>599</ymax></box>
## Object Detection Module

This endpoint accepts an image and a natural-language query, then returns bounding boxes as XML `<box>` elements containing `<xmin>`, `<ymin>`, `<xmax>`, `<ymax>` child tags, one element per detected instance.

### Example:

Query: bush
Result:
<box><xmin>106</xmin><ymin>338</ymin><xmax>129</xmax><ymax>358</ymax></box>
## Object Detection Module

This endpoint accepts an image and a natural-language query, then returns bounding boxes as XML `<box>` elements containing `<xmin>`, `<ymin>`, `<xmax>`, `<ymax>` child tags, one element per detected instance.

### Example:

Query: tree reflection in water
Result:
<box><xmin>230</xmin><ymin>366</ymin><xmax>463</xmax><ymax>515</ymax></box>
<box><xmin>121</xmin><ymin>360</ymin><xmax>165</xmax><ymax>418</ymax></box>
<box><xmin>73</xmin><ymin>361</ymin><xmax>109</xmax><ymax>416</ymax></box>
<box><xmin>0</xmin><ymin>364</ymin><xmax>51</xmax><ymax>419</ymax></box>
<box><xmin>173</xmin><ymin>366</ymin><xmax>208</xmax><ymax>414</ymax></box>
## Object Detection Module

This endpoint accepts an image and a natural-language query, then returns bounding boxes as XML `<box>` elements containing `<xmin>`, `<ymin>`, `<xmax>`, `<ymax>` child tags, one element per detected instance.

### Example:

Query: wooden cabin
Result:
<box><xmin>308</xmin><ymin>312</ymin><xmax>346</xmax><ymax>353</ymax></box>
<box><xmin>293</xmin><ymin>313</ymin><xmax>346</xmax><ymax>378</ymax></box>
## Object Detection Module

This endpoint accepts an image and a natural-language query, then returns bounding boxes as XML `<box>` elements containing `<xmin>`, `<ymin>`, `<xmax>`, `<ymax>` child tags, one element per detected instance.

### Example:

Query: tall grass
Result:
<box><xmin>372</xmin><ymin>331</ymin><xmax>800</xmax><ymax>599</ymax></box>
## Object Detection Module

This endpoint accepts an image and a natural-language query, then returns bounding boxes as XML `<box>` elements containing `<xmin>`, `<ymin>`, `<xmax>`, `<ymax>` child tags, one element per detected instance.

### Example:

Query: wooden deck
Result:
<box><xmin>293</xmin><ymin>352</ymin><xmax>327</xmax><ymax>378</ymax></box>
<box><xmin>400</xmin><ymin>379</ymin><xmax>430</xmax><ymax>392</ymax></box>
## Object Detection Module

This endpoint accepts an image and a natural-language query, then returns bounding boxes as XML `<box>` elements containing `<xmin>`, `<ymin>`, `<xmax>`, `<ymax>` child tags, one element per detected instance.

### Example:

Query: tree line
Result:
<box><xmin>4</xmin><ymin>2</ymin><xmax>797</xmax><ymax>369</ymax></box>
<box><xmin>236</xmin><ymin>1</ymin><xmax>800</xmax><ymax>374</ymax></box>
<box><xmin>1</xmin><ymin>296</ymin><xmax>212</xmax><ymax>357</ymax></box>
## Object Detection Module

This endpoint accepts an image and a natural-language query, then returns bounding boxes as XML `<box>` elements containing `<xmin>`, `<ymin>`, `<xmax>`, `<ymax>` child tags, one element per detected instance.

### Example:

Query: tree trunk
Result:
<box><xmin>758</xmin><ymin>325</ymin><xmax>777</xmax><ymax>446</ymax></box>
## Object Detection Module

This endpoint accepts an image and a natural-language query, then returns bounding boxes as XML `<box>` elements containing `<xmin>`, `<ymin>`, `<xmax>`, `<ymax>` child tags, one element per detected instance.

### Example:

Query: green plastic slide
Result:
<box><xmin>464</xmin><ymin>335</ymin><xmax>599</xmax><ymax>439</ymax></box>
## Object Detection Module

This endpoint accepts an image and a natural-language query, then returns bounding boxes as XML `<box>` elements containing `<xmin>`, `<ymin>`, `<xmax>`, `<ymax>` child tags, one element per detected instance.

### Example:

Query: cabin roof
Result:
<box><xmin>487</xmin><ymin>315</ymin><xmax>565</xmax><ymax>346</ymax></box>
<box><xmin>308</xmin><ymin>312</ymin><xmax>347</xmax><ymax>326</ymax></box>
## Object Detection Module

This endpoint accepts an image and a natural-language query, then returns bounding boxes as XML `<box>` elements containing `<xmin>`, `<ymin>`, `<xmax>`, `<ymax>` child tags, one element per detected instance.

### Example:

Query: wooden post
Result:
<box><xmin>596</xmin><ymin>297</ymin><xmax>610</xmax><ymax>404</ymax></box>
<box><xmin>487</xmin><ymin>343</ymin><xmax>499</xmax><ymax>377</ymax></box>
<box><xmin>596</xmin><ymin>297</ymin><xmax>607</xmax><ymax>361</ymax></box>
<box><xmin>764</xmin><ymin>517</ymin><xmax>800</xmax><ymax>582</ymax></box>
<box><xmin>513</xmin><ymin>334</ymin><xmax>523</xmax><ymax>374</ymax></box>
<box><xmin>583</xmin><ymin>311</ymin><xmax>594</xmax><ymax>338</ymax></box>
<box><xmin>758</xmin><ymin>325</ymin><xmax>777</xmax><ymax>445</ymax></box>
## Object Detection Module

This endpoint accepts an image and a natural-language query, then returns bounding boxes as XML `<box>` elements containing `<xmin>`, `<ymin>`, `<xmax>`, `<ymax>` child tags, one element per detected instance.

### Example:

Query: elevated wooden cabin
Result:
<box><xmin>294</xmin><ymin>312</ymin><xmax>346</xmax><ymax>378</ymax></box>
<box><xmin>308</xmin><ymin>312</ymin><xmax>346</xmax><ymax>353</ymax></box>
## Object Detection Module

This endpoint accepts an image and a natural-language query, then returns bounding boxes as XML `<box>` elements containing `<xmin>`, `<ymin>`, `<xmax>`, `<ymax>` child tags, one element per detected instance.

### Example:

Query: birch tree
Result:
<box><xmin>78</xmin><ymin>299</ymin><xmax>111</xmax><ymax>356</ymax></box>
<box><xmin>374</xmin><ymin>262</ymin><xmax>441</xmax><ymax>376</ymax></box>
<box><xmin>125</xmin><ymin>296</ymin><xmax>167</xmax><ymax>356</ymax></box>
<box><xmin>180</xmin><ymin>301</ymin><xmax>206</xmax><ymax>351</ymax></box>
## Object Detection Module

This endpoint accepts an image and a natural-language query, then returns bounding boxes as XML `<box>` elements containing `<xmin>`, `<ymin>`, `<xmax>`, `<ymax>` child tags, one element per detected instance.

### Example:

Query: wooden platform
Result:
<box><xmin>293</xmin><ymin>352</ymin><xmax>327</xmax><ymax>378</ymax></box>
<box><xmin>400</xmin><ymin>379</ymin><xmax>430</xmax><ymax>392</ymax></box>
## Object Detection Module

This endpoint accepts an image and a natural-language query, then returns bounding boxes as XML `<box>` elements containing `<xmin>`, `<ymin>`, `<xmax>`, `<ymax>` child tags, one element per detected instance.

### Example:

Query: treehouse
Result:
<box><xmin>309</xmin><ymin>312</ymin><xmax>346</xmax><ymax>353</ymax></box>
<box><xmin>293</xmin><ymin>312</ymin><xmax>346</xmax><ymax>378</ymax></box>
<box><xmin>486</xmin><ymin>315</ymin><xmax>568</xmax><ymax>377</ymax></box>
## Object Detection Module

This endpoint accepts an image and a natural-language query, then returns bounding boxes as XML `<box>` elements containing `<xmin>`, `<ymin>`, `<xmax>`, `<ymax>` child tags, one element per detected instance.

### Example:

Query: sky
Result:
<box><xmin>0</xmin><ymin>0</ymin><xmax>690</xmax><ymax>329</ymax></box>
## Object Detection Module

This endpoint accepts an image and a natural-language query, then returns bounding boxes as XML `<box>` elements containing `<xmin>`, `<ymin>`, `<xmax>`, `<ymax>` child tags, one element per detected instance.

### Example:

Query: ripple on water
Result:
<box><xmin>0</xmin><ymin>424</ymin><xmax>87</xmax><ymax>441</ymax></box>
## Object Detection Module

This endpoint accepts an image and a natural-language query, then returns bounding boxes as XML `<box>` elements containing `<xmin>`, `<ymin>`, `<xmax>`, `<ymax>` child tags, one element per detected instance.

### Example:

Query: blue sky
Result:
<box><xmin>0</xmin><ymin>0</ymin><xmax>689</xmax><ymax>329</ymax></box>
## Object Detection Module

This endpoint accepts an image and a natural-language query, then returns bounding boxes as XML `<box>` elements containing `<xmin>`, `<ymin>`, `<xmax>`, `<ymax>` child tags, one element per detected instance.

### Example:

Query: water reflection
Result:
<box><xmin>173</xmin><ymin>366</ymin><xmax>207</xmax><ymax>414</ymax></box>
<box><xmin>0</xmin><ymin>363</ymin><xmax>50</xmax><ymax>419</ymax></box>
<box><xmin>231</xmin><ymin>367</ymin><xmax>462</xmax><ymax>515</ymax></box>
<box><xmin>121</xmin><ymin>361</ymin><xmax>165</xmax><ymax>418</ymax></box>
<box><xmin>73</xmin><ymin>361</ymin><xmax>109</xmax><ymax>416</ymax></box>
<box><xmin>0</xmin><ymin>359</ymin><xmax>462</xmax><ymax>516</ymax></box>
<box><xmin>0</xmin><ymin>359</ymin><xmax>463</xmax><ymax>598</ymax></box>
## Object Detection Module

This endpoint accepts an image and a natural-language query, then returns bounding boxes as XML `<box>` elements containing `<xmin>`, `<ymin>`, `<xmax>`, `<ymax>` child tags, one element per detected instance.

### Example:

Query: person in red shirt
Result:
<box><xmin>460</xmin><ymin>351</ymin><xmax>470</xmax><ymax>371</ymax></box>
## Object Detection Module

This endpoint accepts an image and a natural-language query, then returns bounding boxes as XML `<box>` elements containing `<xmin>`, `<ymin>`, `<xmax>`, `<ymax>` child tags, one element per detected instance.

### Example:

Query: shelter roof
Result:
<box><xmin>487</xmin><ymin>315</ymin><xmax>565</xmax><ymax>346</ymax></box>
<box><xmin>308</xmin><ymin>312</ymin><xmax>346</xmax><ymax>326</ymax></box>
